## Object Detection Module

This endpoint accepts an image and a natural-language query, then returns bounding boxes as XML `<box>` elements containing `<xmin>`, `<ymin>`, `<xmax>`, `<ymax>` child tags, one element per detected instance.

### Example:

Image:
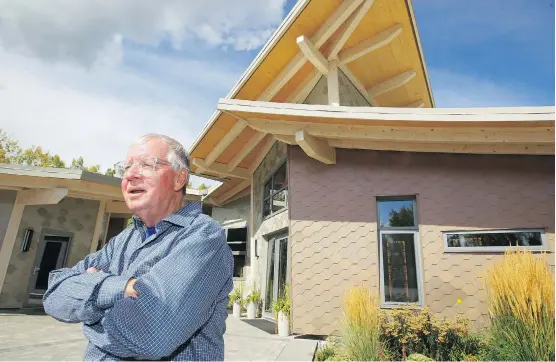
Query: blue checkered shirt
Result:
<box><xmin>43</xmin><ymin>201</ymin><xmax>234</xmax><ymax>361</ymax></box>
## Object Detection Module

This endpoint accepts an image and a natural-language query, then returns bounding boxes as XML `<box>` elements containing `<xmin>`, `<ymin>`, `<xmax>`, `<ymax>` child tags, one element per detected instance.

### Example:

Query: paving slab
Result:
<box><xmin>0</xmin><ymin>310</ymin><xmax>317</xmax><ymax>361</ymax></box>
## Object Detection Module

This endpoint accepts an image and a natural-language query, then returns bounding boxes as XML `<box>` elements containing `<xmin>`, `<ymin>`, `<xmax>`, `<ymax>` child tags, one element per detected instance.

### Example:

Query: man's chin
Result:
<box><xmin>125</xmin><ymin>198</ymin><xmax>148</xmax><ymax>214</ymax></box>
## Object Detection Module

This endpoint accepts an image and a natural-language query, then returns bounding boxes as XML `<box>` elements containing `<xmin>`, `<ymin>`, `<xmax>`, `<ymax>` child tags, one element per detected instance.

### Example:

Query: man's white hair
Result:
<box><xmin>134</xmin><ymin>133</ymin><xmax>190</xmax><ymax>194</ymax></box>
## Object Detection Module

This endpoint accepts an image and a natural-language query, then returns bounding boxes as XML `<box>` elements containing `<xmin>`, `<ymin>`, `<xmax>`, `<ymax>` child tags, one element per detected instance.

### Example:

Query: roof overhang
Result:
<box><xmin>189</xmin><ymin>0</ymin><xmax>435</xmax><ymax>204</ymax></box>
<box><xmin>0</xmin><ymin>164</ymin><xmax>208</xmax><ymax>211</ymax></box>
<box><xmin>219</xmin><ymin>99</ymin><xmax>555</xmax><ymax>156</ymax></box>
<box><xmin>198</xmin><ymin>100</ymin><xmax>555</xmax><ymax>205</ymax></box>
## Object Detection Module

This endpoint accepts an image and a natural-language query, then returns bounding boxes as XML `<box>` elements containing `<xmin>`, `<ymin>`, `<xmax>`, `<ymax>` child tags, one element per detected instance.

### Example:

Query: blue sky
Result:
<box><xmin>0</xmin><ymin>0</ymin><xmax>553</xmax><ymax>186</ymax></box>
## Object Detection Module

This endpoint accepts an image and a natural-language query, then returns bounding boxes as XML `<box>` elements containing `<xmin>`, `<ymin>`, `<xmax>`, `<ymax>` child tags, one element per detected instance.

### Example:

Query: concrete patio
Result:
<box><xmin>0</xmin><ymin>310</ymin><xmax>317</xmax><ymax>361</ymax></box>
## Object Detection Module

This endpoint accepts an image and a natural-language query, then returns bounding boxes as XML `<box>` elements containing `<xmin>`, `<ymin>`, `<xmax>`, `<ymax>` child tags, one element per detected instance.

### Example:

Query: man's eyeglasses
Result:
<box><xmin>114</xmin><ymin>157</ymin><xmax>172</xmax><ymax>178</ymax></box>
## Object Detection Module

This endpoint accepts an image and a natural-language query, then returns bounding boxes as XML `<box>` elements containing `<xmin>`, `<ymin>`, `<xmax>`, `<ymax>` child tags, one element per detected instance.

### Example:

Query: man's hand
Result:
<box><xmin>86</xmin><ymin>267</ymin><xmax>137</xmax><ymax>297</ymax></box>
<box><xmin>124</xmin><ymin>278</ymin><xmax>139</xmax><ymax>298</ymax></box>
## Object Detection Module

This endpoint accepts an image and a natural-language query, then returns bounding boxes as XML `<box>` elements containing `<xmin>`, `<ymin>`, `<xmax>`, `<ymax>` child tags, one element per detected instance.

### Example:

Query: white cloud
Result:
<box><xmin>0</xmin><ymin>0</ymin><xmax>286</xmax><ymax>66</ymax></box>
<box><xmin>429</xmin><ymin>68</ymin><xmax>551</xmax><ymax>108</ymax></box>
<box><xmin>0</xmin><ymin>1</ymin><xmax>288</xmax><ymax>188</ymax></box>
<box><xmin>0</xmin><ymin>51</ymin><xmax>188</xmax><ymax>166</ymax></box>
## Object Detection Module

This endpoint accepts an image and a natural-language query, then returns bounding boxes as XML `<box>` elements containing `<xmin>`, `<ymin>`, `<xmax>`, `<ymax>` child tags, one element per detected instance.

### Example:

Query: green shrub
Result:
<box><xmin>245</xmin><ymin>284</ymin><xmax>262</xmax><ymax>304</ymax></box>
<box><xmin>272</xmin><ymin>284</ymin><xmax>290</xmax><ymax>316</ymax></box>
<box><xmin>314</xmin><ymin>343</ymin><xmax>337</xmax><ymax>361</ymax></box>
<box><xmin>380</xmin><ymin>307</ymin><xmax>485</xmax><ymax>361</ymax></box>
<box><xmin>482</xmin><ymin>248</ymin><xmax>555</xmax><ymax>361</ymax></box>
<box><xmin>228</xmin><ymin>284</ymin><xmax>243</xmax><ymax>308</ymax></box>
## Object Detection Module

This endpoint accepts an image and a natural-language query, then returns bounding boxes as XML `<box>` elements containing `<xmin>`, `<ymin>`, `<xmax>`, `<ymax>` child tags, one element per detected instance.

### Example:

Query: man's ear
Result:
<box><xmin>174</xmin><ymin>170</ymin><xmax>188</xmax><ymax>192</ymax></box>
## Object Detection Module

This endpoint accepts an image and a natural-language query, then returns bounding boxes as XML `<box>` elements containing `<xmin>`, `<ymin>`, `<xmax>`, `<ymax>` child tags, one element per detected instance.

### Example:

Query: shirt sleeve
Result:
<box><xmin>84</xmin><ymin>221</ymin><xmax>233</xmax><ymax>360</ymax></box>
<box><xmin>42</xmin><ymin>236</ymin><xmax>130</xmax><ymax>325</ymax></box>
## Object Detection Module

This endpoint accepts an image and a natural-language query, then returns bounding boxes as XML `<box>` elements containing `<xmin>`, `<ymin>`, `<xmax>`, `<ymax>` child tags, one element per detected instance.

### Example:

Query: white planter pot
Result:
<box><xmin>232</xmin><ymin>301</ymin><xmax>241</xmax><ymax>318</ymax></box>
<box><xmin>247</xmin><ymin>302</ymin><xmax>258</xmax><ymax>319</ymax></box>
<box><xmin>277</xmin><ymin>311</ymin><xmax>290</xmax><ymax>337</ymax></box>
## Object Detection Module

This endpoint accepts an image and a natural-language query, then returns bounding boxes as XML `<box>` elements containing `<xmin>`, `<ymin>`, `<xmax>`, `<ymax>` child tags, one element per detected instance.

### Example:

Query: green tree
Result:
<box><xmin>197</xmin><ymin>183</ymin><xmax>208</xmax><ymax>190</ymax></box>
<box><xmin>19</xmin><ymin>145</ymin><xmax>67</xmax><ymax>168</ymax></box>
<box><xmin>388</xmin><ymin>205</ymin><xmax>414</xmax><ymax>227</ymax></box>
<box><xmin>85</xmin><ymin>164</ymin><xmax>101</xmax><ymax>173</ymax></box>
<box><xmin>0</xmin><ymin>129</ymin><xmax>22</xmax><ymax>164</ymax></box>
<box><xmin>1</xmin><ymin>128</ymin><xmax>113</xmax><ymax>176</ymax></box>
<box><xmin>105</xmin><ymin>168</ymin><xmax>116</xmax><ymax>177</ymax></box>
<box><xmin>71</xmin><ymin>156</ymin><xmax>85</xmax><ymax>169</ymax></box>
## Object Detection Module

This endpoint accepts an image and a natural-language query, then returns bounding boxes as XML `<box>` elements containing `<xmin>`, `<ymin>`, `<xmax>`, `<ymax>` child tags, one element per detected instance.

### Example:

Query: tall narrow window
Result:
<box><xmin>226</xmin><ymin>227</ymin><xmax>247</xmax><ymax>278</ymax></box>
<box><xmin>377</xmin><ymin>197</ymin><xmax>423</xmax><ymax>305</ymax></box>
<box><xmin>263</xmin><ymin>162</ymin><xmax>288</xmax><ymax>218</ymax></box>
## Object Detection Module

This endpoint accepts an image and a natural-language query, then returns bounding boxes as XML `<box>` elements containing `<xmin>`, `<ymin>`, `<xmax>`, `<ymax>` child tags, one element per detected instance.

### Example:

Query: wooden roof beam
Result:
<box><xmin>285</xmin><ymin>69</ymin><xmax>322</xmax><ymax>104</ymax></box>
<box><xmin>338</xmin><ymin>24</ymin><xmax>403</xmax><ymax>64</ymax></box>
<box><xmin>219</xmin><ymin>185</ymin><xmax>251</xmax><ymax>205</ymax></box>
<box><xmin>204</xmin><ymin>119</ymin><xmax>247</xmax><ymax>167</ymax></box>
<box><xmin>328</xmin><ymin>61</ymin><xmax>340</xmax><ymax>106</ymax></box>
<box><xmin>367</xmin><ymin>70</ymin><xmax>417</xmax><ymax>98</ymax></box>
<box><xmin>297</xmin><ymin>36</ymin><xmax>330</xmax><ymax>75</ymax></box>
<box><xmin>328</xmin><ymin>138</ymin><xmax>554</xmax><ymax>156</ymax></box>
<box><xmin>258</xmin><ymin>0</ymin><xmax>364</xmax><ymax>101</ymax></box>
<box><xmin>192</xmin><ymin>158</ymin><xmax>250</xmax><ymax>179</ymax></box>
<box><xmin>296</xmin><ymin>35</ymin><xmax>342</xmax><ymax>106</ymax></box>
<box><xmin>227</xmin><ymin>131</ymin><xmax>267</xmax><ymax>171</ymax></box>
<box><xmin>214</xmin><ymin>179</ymin><xmax>251</xmax><ymax>205</ymax></box>
<box><xmin>327</xmin><ymin>0</ymin><xmax>376</xmax><ymax>60</ymax></box>
<box><xmin>295</xmin><ymin>130</ymin><xmax>336</xmax><ymax>164</ymax></box>
<box><xmin>248</xmin><ymin>135</ymin><xmax>277</xmax><ymax>174</ymax></box>
<box><xmin>273</xmin><ymin>134</ymin><xmax>297</xmax><ymax>145</ymax></box>
<box><xmin>245</xmin><ymin>118</ymin><xmax>555</xmax><ymax>144</ymax></box>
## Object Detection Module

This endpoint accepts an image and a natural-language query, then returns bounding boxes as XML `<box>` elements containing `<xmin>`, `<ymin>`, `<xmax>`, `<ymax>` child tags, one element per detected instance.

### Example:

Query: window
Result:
<box><xmin>226</xmin><ymin>227</ymin><xmax>247</xmax><ymax>278</ymax></box>
<box><xmin>444</xmin><ymin>229</ymin><xmax>547</xmax><ymax>252</ymax></box>
<box><xmin>377</xmin><ymin>197</ymin><xmax>423</xmax><ymax>306</ymax></box>
<box><xmin>263</xmin><ymin>162</ymin><xmax>288</xmax><ymax>218</ymax></box>
<box><xmin>201</xmin><ymin>203</ymin><xmax>213</xmax><ymax>216</ymax></box>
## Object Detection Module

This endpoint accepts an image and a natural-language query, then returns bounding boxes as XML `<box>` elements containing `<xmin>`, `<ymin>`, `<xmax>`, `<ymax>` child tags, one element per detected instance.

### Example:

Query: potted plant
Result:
<box><xmin>273</xmin><ymin>284</ymin><xmax>291</xmax><ymax>337</ymax></box>
<box><xmin>245</xmin><ymin>285</ymin><xmax>262</xmax><ymax>319</ymax></box>
<box><xmin>228</xmin><ymin>285</ymin><xmax>243</xmax><ymax>318</ymax></box>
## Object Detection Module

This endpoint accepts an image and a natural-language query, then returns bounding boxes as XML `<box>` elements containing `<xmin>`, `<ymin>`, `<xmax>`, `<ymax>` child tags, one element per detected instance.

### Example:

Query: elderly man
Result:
<box><xmin>43</xmin><ymin>134</ymin><xmax>233</xmax><ymax>361</ymax></box>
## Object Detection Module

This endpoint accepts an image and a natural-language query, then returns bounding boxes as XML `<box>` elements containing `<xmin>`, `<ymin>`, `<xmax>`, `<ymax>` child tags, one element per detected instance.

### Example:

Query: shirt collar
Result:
<box><xmin>132</xmin><ymin>201</ymin><xmax>202</xmax><ymax>230</ymax></box>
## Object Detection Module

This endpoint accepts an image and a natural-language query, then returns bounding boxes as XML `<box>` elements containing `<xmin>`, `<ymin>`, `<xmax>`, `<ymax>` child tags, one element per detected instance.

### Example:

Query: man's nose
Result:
<box><xmin>125</xmin><ymin>163</ymin><xmax>143</xmax><ymax>179</ymax></box>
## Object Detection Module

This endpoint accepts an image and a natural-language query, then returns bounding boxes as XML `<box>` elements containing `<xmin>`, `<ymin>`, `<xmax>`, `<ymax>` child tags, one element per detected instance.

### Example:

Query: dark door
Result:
<box><xmin>28</xmin><ymin>232</ymin><xmax>71</xmax><ymax>297</ymax></box>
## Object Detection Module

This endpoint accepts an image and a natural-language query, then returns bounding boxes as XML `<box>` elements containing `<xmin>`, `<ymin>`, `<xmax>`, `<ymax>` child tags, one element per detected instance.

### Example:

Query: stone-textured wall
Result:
<box><xmin>212</xmin><ymin>195</ymin><xmax>250</xmax><ymax>289</ymax></box>
<box><xmin>289</xmin><ymin>147</ymin><xmax>555</xmax><ymax>335</ymax></box>
<box><xmin>249</xmin><ymin>141</ymin><xmax>289</xmax><ymax>296</ymax></box>
<box><xmin>212</xmin><ymin>195</ymin><xmax>250</xmax><ymax>229</ymax></box>
<box><xmin>0</xmin><ymin>197</ymin><xmax>100</xmax><ymax>308</ymax></box>
<box><xmin>338</xmin><ymin>69</ymin><xmax>371</xmax><ymax>107</ymax></box>
<box><xmin>302</xmin><ymin>70</ymin><xmax>371</xmax><ymax>106</ymax></box>
<box><xmin>0</xmin><ymin>190</ymin><xmax>17</xmax><ymax>250</ymax></box>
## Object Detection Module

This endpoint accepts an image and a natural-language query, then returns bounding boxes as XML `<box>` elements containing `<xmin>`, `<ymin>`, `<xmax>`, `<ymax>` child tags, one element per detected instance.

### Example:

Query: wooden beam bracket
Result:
<box><xmin>338</xmin><ymin>23</ymin><xmax>403</xmax><ymax>64</ymax></box>
<box><xmin>295</xmin><ymin>130</ymin><xmax>336</xmax><ymax>164</ymax></box>
<box><xmin>367</xmin><ymin>70</ymin><xmax>417</xmax><ymax>97</ymax></box>
<box><xmin>297</xmin><ymin>35</ymin><xmax>330</xmax><ymax>75</ymax></box>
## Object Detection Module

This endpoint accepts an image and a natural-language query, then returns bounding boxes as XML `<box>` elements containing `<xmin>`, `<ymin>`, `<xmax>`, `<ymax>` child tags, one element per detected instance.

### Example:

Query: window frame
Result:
<box><xmin>443</xmin><ymin>228</ymin><xmax>548</xmax><ymax>253</ymax></box>
<box><xmin>225</xmin><ymin>226</ymin><xmax>248</xmax><ymax>279</ymax></box>
<box><xmin>262</xmin><ymin>160</ymin><xmax>288</xmax><ymax>219</ymax></box>
<box><xmin>376</xmin><ymin>196</ymin><xmax>424</xmax><ymax>308</ymax></box>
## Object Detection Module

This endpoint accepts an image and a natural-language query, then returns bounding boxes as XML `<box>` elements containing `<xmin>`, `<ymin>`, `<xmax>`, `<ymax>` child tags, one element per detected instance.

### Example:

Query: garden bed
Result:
<box><xmin>313</xmin><ymin>249</ymin><xmax>555</xmax><ymax>361</ymax></box>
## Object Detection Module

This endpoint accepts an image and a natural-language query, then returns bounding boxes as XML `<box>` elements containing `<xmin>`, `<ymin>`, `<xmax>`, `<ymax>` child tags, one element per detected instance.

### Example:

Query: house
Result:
<box><xmin>0</xmin><ymin>164</ymin><xmax>207</xmax><ymax>309</ymax></box>
<box><xmin>188</xmin><ymin>0</ymin><xmax>555</xmax><ymax>336</ymax></box>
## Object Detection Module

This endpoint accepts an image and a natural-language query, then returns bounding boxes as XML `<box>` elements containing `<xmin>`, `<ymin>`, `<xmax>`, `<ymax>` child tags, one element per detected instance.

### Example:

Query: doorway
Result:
<box><xmin>263</xmin><ymin>234</ymin><xmax>289</xmax><ymax>319</ymax></box>
<box><xmin>27</xmin><ymin>230</ymin><xmax>72</xmax><ymax>302</ymax></box>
